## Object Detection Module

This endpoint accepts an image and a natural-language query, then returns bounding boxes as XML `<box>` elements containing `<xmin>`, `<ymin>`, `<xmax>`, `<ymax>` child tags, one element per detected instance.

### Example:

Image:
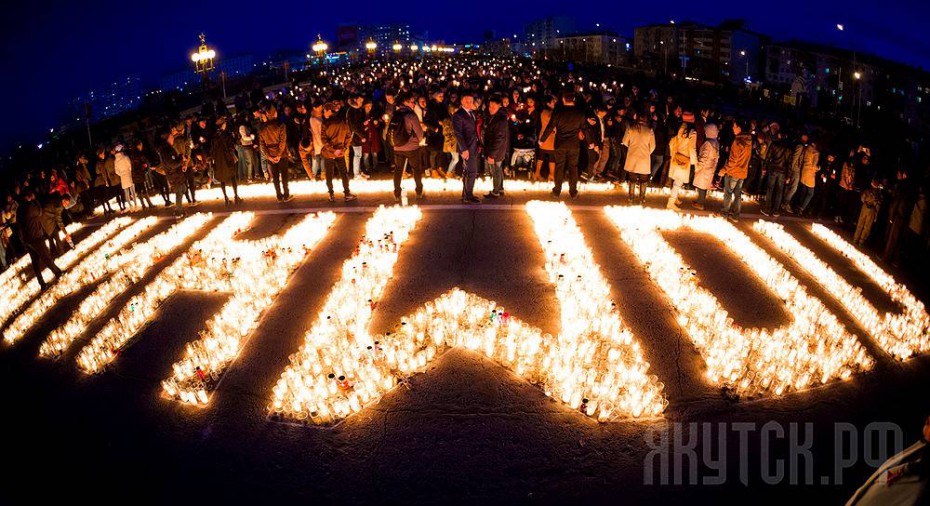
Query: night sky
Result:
<box><xmin>2</xmin><ymin>0</ymin><xmax>929</xmax><ymax>155</ymax></box>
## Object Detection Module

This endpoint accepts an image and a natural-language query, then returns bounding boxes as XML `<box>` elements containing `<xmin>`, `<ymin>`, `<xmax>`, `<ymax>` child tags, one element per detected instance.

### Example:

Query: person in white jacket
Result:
<box><xmin>666</xmin><ymin>123</ymin><xmax>697</xmax><ymax>211</ymax></box>
<box><xmin>112</xmin><ymin>144</ymin><xmax>136</xmax><ymax>210</ymax></box>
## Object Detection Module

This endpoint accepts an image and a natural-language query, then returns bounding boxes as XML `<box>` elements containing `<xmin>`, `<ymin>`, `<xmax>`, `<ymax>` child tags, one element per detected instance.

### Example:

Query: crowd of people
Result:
<box><xmin>2</xmin><ymin>56</ymin><xmax>928</xmax><ymax>282</ymax></box>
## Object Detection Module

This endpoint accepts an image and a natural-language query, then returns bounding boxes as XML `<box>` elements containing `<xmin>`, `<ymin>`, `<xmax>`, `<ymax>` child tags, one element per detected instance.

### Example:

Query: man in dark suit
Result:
<box><xmin>453</xmin><ymin>93</ymin><xmax>480</xmax><ymax>204</ymax></box>
<box><xmin>539</xmin><ymin>91</ymin><xmax>586</xmax><ymax>199</ymax></box>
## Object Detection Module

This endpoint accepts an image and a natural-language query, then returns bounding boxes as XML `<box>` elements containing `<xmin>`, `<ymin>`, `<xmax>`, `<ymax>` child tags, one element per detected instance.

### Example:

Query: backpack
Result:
<box><xmin>389</xmin><ymin>109</ymin><xmax>412</xmax><ymax>147</ymax></box>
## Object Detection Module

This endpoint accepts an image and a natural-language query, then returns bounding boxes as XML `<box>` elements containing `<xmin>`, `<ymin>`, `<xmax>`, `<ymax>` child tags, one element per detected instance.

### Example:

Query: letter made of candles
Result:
<box><xmin>605</xmin><ymin>206</ymin><xmax>874</xmax><ymax>397</ymax></box>
<box><xmin>755</xmin><ymin>221</ymin><xmax>929</xmax><ymax>360</ymax></box>
<box><xmin>270</xmin><ymin>202</ymin><xmax>668</xmax><ymax>425</ymax></box>
<box><xmin>68</xmin><ymin>211</ymin><xmax>335</xmax><ymax>410</ymax></box>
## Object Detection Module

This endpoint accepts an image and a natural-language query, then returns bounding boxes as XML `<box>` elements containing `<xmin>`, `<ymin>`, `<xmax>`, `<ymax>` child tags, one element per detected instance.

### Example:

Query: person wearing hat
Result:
<box><xmin>211</xmin><ymin>116</ymin><xmax>243</xmax><ymax>206</ymax></box>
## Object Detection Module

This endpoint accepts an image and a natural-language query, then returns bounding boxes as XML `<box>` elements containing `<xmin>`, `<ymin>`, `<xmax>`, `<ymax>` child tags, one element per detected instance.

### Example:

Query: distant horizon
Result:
<box><xmin>2</xmin><ymin>0</ymin><xmax>929</xmax><ymax>155</ymax></box>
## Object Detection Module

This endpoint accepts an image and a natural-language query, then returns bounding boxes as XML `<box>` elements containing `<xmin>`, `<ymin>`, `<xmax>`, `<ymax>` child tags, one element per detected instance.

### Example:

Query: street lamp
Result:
<box><xmin>191</xmin><ymin>33</ymin><xmax>216</xmax><ymax>81</ymax></box>
<box><xmin>365</xmin><ymin>38</ymin><xmax>377</xmax><ymax>57</ymax></box>
<box><xmin>312</xmin><ymin>34</ymin><xmax>328</xmax><ymax>64</ymax></box>
<box><xmin>410</xmin><ymin>44</ymin><xmax>419</xmax><ymax>52</ymax></box>
<box><xmin>392</xmin><ymin>41</ymin><xmax>402</xmax><ymax>52</ymax></box>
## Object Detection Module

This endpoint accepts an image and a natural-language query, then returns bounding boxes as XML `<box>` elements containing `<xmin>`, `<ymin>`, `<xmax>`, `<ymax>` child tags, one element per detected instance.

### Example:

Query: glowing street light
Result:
<box><xmin>365</xmin><ymin>38</ymin><xmax>377</xmax><ymax>55</ymax></box>
<box><xmin>392</xmin><ymin>42</ymin><xmax>403</xmax><ymax>52</ymax></box>
<box><xmin>191</xmin><ymin>33</ymin><xmax>216</xmax><ymax>76</ymax></box>
<box><xmin>312</xmin><ymin>35</ymin><xmax>328</xmax><ymax>57</ymax></box>
<box><xmin>410</xmin><ymin>44</ymin><xmax>419</xmax><ymax>51</ymax></box>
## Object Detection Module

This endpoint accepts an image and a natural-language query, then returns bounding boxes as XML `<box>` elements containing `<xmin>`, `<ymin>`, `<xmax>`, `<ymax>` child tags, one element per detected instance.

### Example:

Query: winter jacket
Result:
<box><xmin>797</xmin><ymin>146</ymin><xmax>821</xmax><ymax>188</ymax></box>
<box><xmin>21</xmin><ymin>200</ymin><xmax>47</xmax><ymax>243</ymax></box>
<box><xmin>114</xmin><ymin>152</ymin><xmax>133</xmax><ymax>189</ymax></box>
<box><xmin>393</xmin><ymin>106</ymin><xmax>425</xmax><ymax>153</ymax></box>
<box><xmin>211</xmin><ymin>129</ymin><xmax>239</xmax><ymax>183</ymax></box>
<box><xmin>129</xmin><ymin>149</ymin><xmax>151</xmax><ymax>187</ymax></box>
<box><xmin>693</xmin><ymin>124</ymin><xmax>720</xmax><ymax>190</ymax></box>
<box><xmin>621</xmin><ymin>123</ymin><xmax>656</xmax><ymax>175</ymax></box>
<box><xmin>321</xmin><ymin>116</ymin><xmax>351</xmax><ymax>159</ymax></box>
<box><xmin>539</xmin><ymin>104</ymin><xmax>585</xmax><ymax>151</ymax></box>
<box><xmin>764</xmin><ymin>140</ymin><xmax>793</xmax><ymax>175</ymax></box>
<box><xmin>155</xmin><ymin>139</ymin><xmax>186</xmax><ymax>188</ymax></box>
<box><xmin>40</xmin><ymin>199</ymin><xmax>65</xmax><ymax>237</ymax></box>
<box><xmin>346</xmin><ymin>105</ymin><xmax>367</xmax><ymax>146</ymax></box>
<box><xmin>668</xmin><ymin>126</ymin><xmax>698</xmax><ymax>183</ymax></box>
<box><xmin>721</xmin><ymin>133</ymin><xmax>753</xmax><ymax>179</ymax></box>
<box><xmin>483</xmin><ymin>111</ymin><xmax>510</xmax><ymax>162</ymax></box>
<box><xmin>259</xmin><ymin>121</ymin><xmax>288</xmax><ymax>160</ymax></box>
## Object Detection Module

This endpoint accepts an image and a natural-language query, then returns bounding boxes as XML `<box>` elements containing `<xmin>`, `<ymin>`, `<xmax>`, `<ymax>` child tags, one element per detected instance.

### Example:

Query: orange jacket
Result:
<box><xmin>721</xmin><ymin>133</ymin><xmax>752</xmax><ymax>179</ymax></box>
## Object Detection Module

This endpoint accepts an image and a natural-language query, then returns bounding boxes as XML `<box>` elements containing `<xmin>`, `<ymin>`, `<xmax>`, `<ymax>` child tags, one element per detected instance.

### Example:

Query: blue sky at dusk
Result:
<box><xmin>1</xmin><ymin>0</ymin><xmax>929</xmax><ymax>154</ymax></box>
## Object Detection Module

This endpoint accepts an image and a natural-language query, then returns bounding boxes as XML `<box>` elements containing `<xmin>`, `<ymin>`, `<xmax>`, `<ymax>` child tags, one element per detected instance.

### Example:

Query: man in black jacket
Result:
<box><xmin>539</xmin><ymin>92</ymin><xmax>586</xmax><ymax>198</ymax></box>
<box><xmin>20</xmin><ymin>190</ymin><xmax>63</xmax><ymax>290</ymax></box>
<box><xmin>484</xmin><ymin>95</ymin><xmax>510</xmax><ymax>198</ymax></box>
<box><xmin>761</xmin><ymin>132</ymin><xmax>793</xmax><ymax>216</ymax></box>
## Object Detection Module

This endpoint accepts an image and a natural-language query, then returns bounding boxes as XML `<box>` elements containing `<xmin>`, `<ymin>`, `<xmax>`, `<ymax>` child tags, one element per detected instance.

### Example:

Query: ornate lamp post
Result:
<box><xmin>365</xmin><ymin>38</ymin><xmax>378</xmax><ymax>59</ymax></box>
<box><xmin>311</xmin><ymin>34</ymin><xmax>328</xmax><ymax>66</ymax></box>
<box><xmin>191</xmin><ymin>33</ymin><xmax>216</xmax><ymax>88</ymax></box>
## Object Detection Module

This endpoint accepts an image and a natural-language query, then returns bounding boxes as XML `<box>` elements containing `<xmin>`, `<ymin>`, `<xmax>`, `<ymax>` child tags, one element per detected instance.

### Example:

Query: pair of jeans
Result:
<box><xmin>393</xmin><ymin>149</ymin><xmax>424</xmax><ymax>197</ymax></box>
<box><xmin>764</xmin><ymin>171</ymin><xmax>787</xmax><ymax>213</ymax></box>
<box><xmin>447</xmin><ymin>151</ymin><xmax>460</xmax><ymax>175</ymax></box>
<box><xmin>487</xmin><ymin>160</ymin><xmax>504</xmax><ymax>195</ymax></box>
<box><xmin>323</xmin><ymin>157</ymin><xmax>351</xmax><ymax>196</ymax></box>
<box><xmin>311</xmin><ymin>154</ymin><xmax>323</xmax><ymax>178</ymax></box>
<box><xmin>721</xmin><ymin>175</ymin><xmax>744</xmax><ymax>218</ymax></box>
<box><xmin>796</xmin><ymin>185</ymin><xmax>815</xmax><ymax>213</ymax></box>
<box><xmin>552</xmin><ymin>147</ymin><xmax>580</xmax><ymax>196</ymax></box>
<box><xmin>269</xmin><ymin>158</ymin><xmax>290</xmax><ymax>199</ymax></box>
<box><xmin>351</xmin><ymin>145</ymin><xmax>363</xmax><ymax>176</ymax></box>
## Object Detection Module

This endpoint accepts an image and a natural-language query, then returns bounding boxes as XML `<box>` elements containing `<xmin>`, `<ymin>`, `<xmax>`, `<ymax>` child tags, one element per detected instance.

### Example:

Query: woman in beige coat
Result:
<box><xmin>666</xmin><ymin>123</ymin><xmax>697</xmax><ymax>211</ymax></box>
<box><xmin>621</xmin><ymin>114</ymin><xmax>656</xmax><ymax>205</ymax></box>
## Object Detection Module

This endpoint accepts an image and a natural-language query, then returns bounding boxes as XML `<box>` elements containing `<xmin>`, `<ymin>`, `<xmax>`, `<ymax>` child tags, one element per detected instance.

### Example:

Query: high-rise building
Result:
<box><xmin>552</xmin><ymin>33</ymin><xmax>627</xmax><ymax>65</ymax></box>
<box><xmin>764</xmin><ymin>40</ymin><xmax>930</xmax><ymax>129</ymax></box>
<box><xmin>634</xmin><ymin>20</ymin><xmax>762</xmax><ymax>83</ymax></box>
<box><xmin>525</xmin><ymin>16</ymin><xmax>576</xmax><ymax>55</ymax></box>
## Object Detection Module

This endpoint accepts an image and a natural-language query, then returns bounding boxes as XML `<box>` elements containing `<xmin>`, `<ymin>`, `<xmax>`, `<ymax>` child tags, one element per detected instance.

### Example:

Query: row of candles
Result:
<box><xmin>0</xmin><ymin>218</ymin><xmax>130</xmax><ymax>333</ymax></box>
<box><xmin>807</xmin><ymin>224</ymin><xmax>930</xmax><ymax>359</ymax></box>
<box><xmin>269</xmin><ymin>205</ymin><xmax>423</xmax><ymax>424</ymax></box>
<box><xmin>3</xmin><ymin>217</ymin><xmax>159</xmax><ymax>345</ymax></box>
<box><xmin>38</xmin><ymin>214</ymin><xmax>213</xmax><ymax>358</ymax></box>
<box><xmin>524</xmin><ymin>201</ymin><xmax>667</xmax><ymax>419</ymax></box>
<box><xmin>161</xmin><ymin>211</ymin><xmax>336</xmax><ymax>405</ymax></box>
<box><xmin>605</xmin><ymin>206</ymin><xmax>873</xmax><ymax>397</ymax></box>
